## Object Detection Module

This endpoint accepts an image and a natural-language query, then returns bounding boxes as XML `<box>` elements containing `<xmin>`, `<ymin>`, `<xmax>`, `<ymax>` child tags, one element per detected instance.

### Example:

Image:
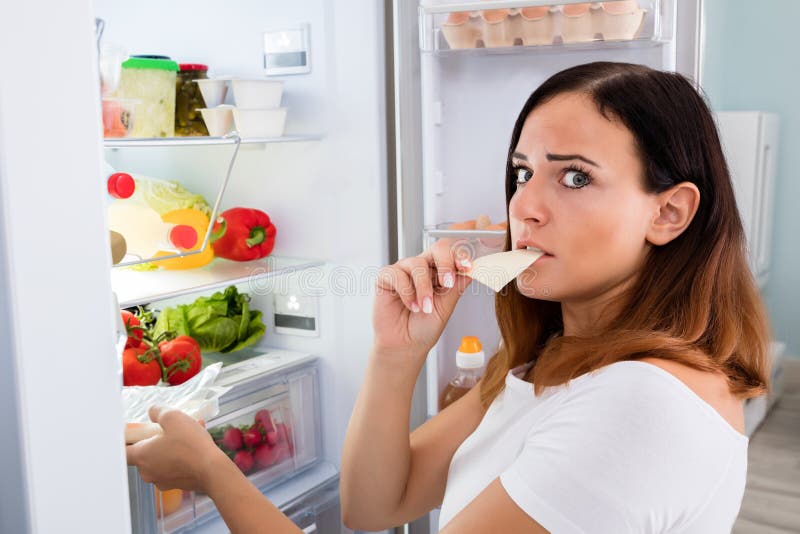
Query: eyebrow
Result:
<box><xmin>511</xmin><ymin>151</ymin><xmax>601</xmax><ymax>168</ymax></box>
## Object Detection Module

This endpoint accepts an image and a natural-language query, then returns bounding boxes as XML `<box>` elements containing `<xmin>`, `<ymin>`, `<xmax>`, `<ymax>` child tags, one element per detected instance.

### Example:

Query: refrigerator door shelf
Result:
<box><xmin>420</xmin><ymin>0</ymin><xmax>671</xmax><ymax>53</ymax></box>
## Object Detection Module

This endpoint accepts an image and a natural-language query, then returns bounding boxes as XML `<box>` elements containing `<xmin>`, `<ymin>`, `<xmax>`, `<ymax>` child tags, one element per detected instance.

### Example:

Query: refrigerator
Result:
<box><xmin>0</xmin><ymin>0</ymin><xmax>710</xmax><ymax>533</ymax></box>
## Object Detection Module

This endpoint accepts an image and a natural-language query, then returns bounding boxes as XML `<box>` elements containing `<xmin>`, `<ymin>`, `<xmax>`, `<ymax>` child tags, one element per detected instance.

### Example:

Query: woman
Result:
<box><xmin>127</xmin><ymin>62</ymin><xmax>770</xmax><ymax>533</ymax></box>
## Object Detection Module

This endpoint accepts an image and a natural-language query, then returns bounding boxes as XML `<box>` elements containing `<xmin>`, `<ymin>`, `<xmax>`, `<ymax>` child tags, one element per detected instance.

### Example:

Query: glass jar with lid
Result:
<box><xmin>116</xmin><ymin>56</ymin><xmax>178</xmax><ymax>137</ymax></box>
<box><xmin>175</xmin><ymin>63</ymin><xmax>209</xmax><ymax>136</ymax></box>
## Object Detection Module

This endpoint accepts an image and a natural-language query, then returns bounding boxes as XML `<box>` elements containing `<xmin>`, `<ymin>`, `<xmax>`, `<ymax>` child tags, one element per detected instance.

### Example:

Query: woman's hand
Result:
<box><xmin>126</xmin><ymin>406</ymin><xmax>226</xmax><ymax>492</ymax></box>
<box><xmin>373</xmin><ymin>239</ymin><xmax>473</xmax><ymax>360</ymax></box>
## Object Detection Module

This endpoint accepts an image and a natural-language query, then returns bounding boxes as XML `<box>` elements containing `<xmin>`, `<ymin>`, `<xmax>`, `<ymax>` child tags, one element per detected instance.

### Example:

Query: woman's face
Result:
<box><xmin>509</xmin><ymin>91</ymin><xmax>656</xmax><ymax>303</ymax></box>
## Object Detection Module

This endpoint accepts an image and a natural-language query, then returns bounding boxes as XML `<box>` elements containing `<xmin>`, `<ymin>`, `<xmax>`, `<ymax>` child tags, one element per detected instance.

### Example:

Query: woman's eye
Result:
<box><xmin>515</xmin><ymin>167</ymin><xmax>533</xmax><ymax>184</ymax></box>
<box><xmin>562</xmin><ymin>169</ymin><xmax>591</xmax><ymax>189</ymax></box>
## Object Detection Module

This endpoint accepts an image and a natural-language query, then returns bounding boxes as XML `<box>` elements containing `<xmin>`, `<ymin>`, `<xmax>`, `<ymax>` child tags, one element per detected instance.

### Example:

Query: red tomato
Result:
<box><xmin>121</xmin><ymin>310</ymin><xmax>144</xmax><ymax>349</ymax></box>
<box><xmin>122</xmin><ymin>346</ymin><xmax>161</xmax><ymax>386</ymax></box>
<box><xmin>158</xmin><ymin>335</ymin><xmax>202</xmax><ymax>385</ymax></box>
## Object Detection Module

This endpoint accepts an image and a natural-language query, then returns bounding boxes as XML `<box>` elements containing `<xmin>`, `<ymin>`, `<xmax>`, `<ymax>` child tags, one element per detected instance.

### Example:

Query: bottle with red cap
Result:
<box><xmin>439</xmin><ymin>336</ymin><xmax>486</xmax><ymax>411</ymax></box>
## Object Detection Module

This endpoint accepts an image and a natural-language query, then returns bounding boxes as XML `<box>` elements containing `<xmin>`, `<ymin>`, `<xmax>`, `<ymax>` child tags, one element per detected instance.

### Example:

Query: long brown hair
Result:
<box><xmin>481</xmin><ymin>62</ymin><xmax>771</xmax><ymax>404</ymax></box>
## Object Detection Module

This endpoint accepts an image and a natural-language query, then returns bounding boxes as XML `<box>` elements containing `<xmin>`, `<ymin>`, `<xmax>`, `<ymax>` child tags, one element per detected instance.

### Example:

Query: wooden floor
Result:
<box><xmin>733</xmin><ymin>357</ymin><xmax>800</xmax><ymax>533</ymax></box>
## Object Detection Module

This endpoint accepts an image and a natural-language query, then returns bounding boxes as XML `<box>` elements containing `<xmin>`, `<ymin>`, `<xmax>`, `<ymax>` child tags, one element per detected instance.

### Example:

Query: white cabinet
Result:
<box><xmin>715</xmin><ymin>111</ymin><xmax>779</xmax><ymax>287</ymax></box>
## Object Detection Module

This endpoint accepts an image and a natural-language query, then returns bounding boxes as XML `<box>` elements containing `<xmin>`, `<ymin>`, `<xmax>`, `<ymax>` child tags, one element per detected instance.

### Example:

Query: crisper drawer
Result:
<box><xmin>130</xmin><ymin>352</ymin><xmax>322</xmax><ymax>534</ymax></box>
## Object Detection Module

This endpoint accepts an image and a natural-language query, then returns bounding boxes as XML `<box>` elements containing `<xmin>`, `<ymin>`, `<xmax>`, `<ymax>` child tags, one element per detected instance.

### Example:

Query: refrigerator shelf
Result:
<box><xmin>112</xmin><ymin>255</ymin><xmax>325</xmax><ymax>308</ymax></box>
<box><xmin>420</xmin><ymin>0</ymin><xmax>669</xmax><ymax>53</ymax></box>
<box><xmin>103</xmin><ymin>134</ymin><xmax>323</xmax><ymax>148</ymax></box>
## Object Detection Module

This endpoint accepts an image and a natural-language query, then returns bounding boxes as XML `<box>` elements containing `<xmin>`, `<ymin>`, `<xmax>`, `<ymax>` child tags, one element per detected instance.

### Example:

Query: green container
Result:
<box><xmin>116</xmin><ymin>57</ymin><xmax>179</xmax><ymax>138</ymax></box>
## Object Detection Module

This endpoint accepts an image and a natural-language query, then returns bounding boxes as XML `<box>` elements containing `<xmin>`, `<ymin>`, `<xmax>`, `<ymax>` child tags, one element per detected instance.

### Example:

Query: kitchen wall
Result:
<box><xmin>702</xmin><ymin>0</ymin><xmax>800</xmax><ymax>357</ymax></box>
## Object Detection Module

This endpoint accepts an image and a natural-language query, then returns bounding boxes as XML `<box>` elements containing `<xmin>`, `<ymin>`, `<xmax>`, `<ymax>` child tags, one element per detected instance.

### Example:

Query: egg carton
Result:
<box><xmin>439</xmin><ymin>1</ymin><xmax>648</xmax><ymax>50</ymax></box>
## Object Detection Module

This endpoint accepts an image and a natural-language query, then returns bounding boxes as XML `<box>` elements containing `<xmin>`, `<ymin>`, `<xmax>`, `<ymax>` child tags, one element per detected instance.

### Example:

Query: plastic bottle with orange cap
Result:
<box><xmin>439</xmin><ymin>336</ymin><xmax>486</xmax><ymax>411</ymax></box>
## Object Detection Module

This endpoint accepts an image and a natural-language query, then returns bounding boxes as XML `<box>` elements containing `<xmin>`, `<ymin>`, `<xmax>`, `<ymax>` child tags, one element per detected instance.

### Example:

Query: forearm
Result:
<box><xmin>340</xmin><ymin>348</ymin><xmax>425</xmax><ymax>528</ymax></box>
<box><xmin>203</xmin><ymin>452</ymin><xmax>302</xmax><ymax>534</ymax></box>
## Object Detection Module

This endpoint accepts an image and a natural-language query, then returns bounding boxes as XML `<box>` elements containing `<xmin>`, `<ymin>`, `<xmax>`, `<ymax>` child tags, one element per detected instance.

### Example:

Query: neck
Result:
<box><xmin>560</xmin><ymin>277</ymin><xmax>636</xmax><ymax>337</ymax></box>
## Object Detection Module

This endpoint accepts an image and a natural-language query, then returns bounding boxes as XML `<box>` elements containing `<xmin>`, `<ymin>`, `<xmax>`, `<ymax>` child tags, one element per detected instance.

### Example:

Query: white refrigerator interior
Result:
<box><xmin>95</xmin><ymin>0</ymin><xmax>392</xmax><ymax>531</ymax></box>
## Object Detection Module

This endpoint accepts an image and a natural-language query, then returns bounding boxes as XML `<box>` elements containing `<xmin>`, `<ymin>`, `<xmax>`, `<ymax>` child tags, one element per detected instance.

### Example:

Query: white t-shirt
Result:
<box><xmin>438</xmin><ymin>360</ymin><xmax>748</xmax><ymax>533</ymax></box>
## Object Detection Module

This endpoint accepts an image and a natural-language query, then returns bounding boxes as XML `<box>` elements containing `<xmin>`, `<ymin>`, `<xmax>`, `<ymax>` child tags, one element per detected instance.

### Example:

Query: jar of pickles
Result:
<box><xmin>116</xmin><ymin>57</ymin><xmax>178</xmax><ymax>137</ymax></box>
<box><xmin>175</xmin><ymin>64</ymin><xmax>209</xmax><ymax>136</ymax></box>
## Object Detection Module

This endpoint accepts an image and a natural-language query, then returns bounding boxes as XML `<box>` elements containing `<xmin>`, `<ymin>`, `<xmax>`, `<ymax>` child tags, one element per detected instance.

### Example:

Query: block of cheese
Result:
<box><xmin>466</xmin><ymin>248</ymin><xmax>545</xmax><ymax>292</ymax></box>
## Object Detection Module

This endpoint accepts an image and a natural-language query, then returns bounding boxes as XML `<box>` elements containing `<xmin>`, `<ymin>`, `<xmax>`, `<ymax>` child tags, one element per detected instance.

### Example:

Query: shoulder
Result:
<box><xmin>579</xmin><ymin>357</ymin><xmax>746</xmax><ymax>435</ymax></box>
<box><xmin>532</xmin><ymin>359</ymin><xmax>747</xmax><ymax>455</ymax></box>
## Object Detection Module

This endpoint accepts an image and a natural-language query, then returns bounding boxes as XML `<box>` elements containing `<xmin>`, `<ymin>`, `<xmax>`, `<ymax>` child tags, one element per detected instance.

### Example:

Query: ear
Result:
<box><xmin>646</xmin><ymin>182</ymin><xmax>700</xmax><ymax>246</ymax></box>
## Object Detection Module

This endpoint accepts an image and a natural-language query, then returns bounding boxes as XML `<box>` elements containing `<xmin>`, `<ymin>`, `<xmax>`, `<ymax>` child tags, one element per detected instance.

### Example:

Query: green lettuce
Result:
<box><xmin>153</xmin><ymin>286</ymin><xmax>265</xmax><ymax>353</ymax></box>
<box><xmin>136</xmin><ymin>177</ymin><xmax>211</xmax><ymax>217</ymax></box>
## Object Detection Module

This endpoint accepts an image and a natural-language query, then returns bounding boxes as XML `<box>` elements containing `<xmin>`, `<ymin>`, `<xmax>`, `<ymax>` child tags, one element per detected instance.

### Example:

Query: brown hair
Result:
<box><xmin>480</xmin><ymin>62</ymin><xmax>771</xmax><ymax>404</ymax></box>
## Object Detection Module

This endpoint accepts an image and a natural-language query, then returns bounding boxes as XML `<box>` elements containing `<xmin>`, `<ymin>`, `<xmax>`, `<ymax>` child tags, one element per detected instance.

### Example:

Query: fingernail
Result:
<box><xmin>423</xmin><ymin>297</ymin><xmax>433</xmax><ymax>314</ymax></box>
<box><xmin>411</xmin><ymin>302</ymin><xmax>420</xmax><ymax>313</ymax></box>
<box><xmin>458</xmin><ymin>258</ymin><xmax>472</xmax><ymax>269</ymax></box>
<box><xmin>443</xmin><ymin>273</ymin><xmax>454</xmax><ymax>288</ymax></box>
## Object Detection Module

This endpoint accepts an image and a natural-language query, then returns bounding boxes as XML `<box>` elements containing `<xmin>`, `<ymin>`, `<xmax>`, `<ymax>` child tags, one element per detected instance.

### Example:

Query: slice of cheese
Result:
<box><xmin>466</xmin><ymin>248</ymin><xmax>545</xmax><ymax>292</ymax></box>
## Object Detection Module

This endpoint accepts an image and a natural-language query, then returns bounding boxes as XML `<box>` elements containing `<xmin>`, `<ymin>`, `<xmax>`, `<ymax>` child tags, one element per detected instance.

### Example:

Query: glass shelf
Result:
<box><xmin>112</xmin><ymin>255</ymin><xmax>325</xmax><ymax>308</ymax></box>
<box><xmin>103</xmin><ymin>133</ymin><xmax>323</xmax><ymax>148</ymax></box>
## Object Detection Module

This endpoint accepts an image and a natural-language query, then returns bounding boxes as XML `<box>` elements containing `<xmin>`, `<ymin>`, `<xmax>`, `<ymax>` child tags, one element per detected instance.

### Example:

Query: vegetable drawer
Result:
<box><xmin>128</xmin><ymin>349</ymin><xmax>322</xmax><ymax>533</ymax></box>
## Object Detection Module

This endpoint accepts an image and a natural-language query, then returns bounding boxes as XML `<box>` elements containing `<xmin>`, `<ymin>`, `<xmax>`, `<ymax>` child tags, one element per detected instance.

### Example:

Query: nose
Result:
<box><xmin>509</xmin><ymin>171</ymin><xmax>550</xmax><ymax>226</ymax></box>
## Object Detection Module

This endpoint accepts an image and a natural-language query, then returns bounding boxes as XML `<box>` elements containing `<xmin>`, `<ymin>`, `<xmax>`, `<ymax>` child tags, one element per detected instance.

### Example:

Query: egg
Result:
<box><xmin>562</xmin><ymin>2</ymin><xmax>592</xmax><ymax>16</ymax></box>
<box><xmin>601</xmin><ymin>1</ymin><xmax>638</xmax><ymax>14</ymax></box>
<box><xmin>446</xmin><ymin>11</ymin><xmax>470</xmax><ymax>25</ymax></box>
<box><xmin>481</xmin><ymin>9</ymin><xmax>510</xmax><ymax>23</ymax></box>
<box><xmin>520</xmin><ymin>6</ymin><xmax>550</xmax><ymax>20</ymax></box>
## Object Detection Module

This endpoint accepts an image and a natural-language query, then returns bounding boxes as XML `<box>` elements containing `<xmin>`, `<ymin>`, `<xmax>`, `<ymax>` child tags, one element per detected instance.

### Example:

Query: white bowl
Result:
<box><xmin>195</xmin><ymin>79</ymin><xmax>229</xmax><ymax>108</ymax></box>
<box><xmin>199</xmin><ymin>106</ymin><xmax>234</xmax><ymax>136</ymax></box>
<box><xmin>231</xmin><ymin>79</ymin><xmax>284</xmax><ymax>108</ymax></box>
<box><xmin>232</xmin><ymin>107</ymin><xmax>287</xmax><ymax>138</ymax></box>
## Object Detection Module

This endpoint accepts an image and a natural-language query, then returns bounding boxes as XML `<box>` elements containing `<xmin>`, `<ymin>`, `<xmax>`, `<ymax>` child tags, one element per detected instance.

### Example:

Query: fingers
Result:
<box><xmin>378</xmin><ymin>240</ymin><xmax>476</xmax><ymax>314</ymax></box>
<box><xmin>428</xmin><ymin>239</ymin><xmax>472</xmax><ymax>289</ymax></box>
<box><xmin>148</xmin><ymin>405</ymin><xmax>164</xmax><ymax>423</ymax></box>
<box><xmin>377</xmin><ymin>265</ymin><xmax>419</xmax><ymax>312</ymax></box>
<box><xmin>407</xmin><ymin>257</ymin><xmax>434</xmax><ymax>314</ymax></box>
<box><xmin>126</xmin><ymin>444</ymin><xmax>139</xmax><ymax>466</ymax></box>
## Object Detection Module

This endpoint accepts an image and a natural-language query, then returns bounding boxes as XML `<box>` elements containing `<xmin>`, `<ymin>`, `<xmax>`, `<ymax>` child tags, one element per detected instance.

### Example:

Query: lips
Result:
<box><xmin>515</xmin><ymin>240</ymin><xmax>554</xmax><ymax>257</ymax></box>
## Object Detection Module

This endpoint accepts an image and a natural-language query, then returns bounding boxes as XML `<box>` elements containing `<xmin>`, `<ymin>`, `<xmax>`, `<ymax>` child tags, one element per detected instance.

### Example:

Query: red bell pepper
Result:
<box><xmin>211</xmin><ymin>208</ymin><xmax>277</xmax><ymax>261</ymax></box>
